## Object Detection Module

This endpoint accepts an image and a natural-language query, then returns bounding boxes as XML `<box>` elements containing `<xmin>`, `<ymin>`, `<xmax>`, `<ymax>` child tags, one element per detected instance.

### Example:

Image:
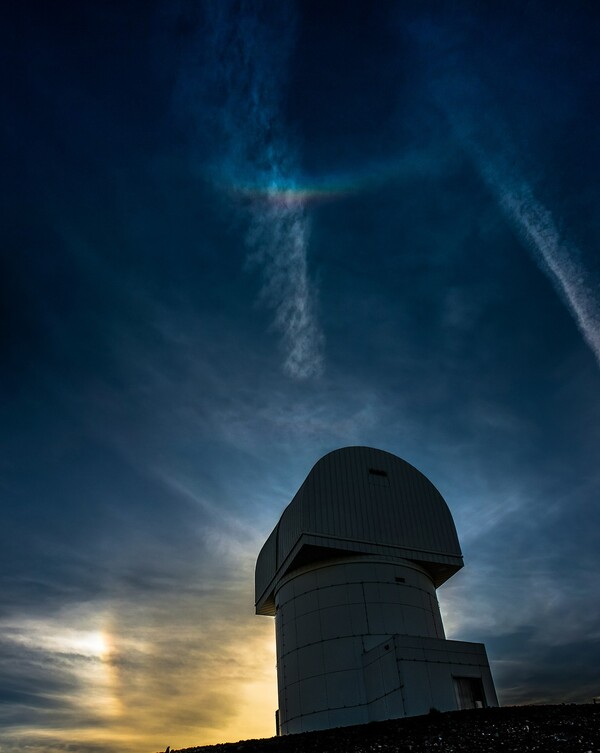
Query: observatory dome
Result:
<box><xmin>256</xmin><ymin>446</ymin><xmax>463</xmax><ymax>615</ymax></box>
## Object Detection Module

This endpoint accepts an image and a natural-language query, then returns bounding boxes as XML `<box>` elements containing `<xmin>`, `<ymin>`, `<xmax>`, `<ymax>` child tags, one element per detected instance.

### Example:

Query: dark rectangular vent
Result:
<box><xmin>368</xmin><ymin>467</ymin><xmax>389</xmax><ymax>487</ymax></box>
<box><xmin>395</xmin><ymin>576</ymin><xmax>406</xmax><ymax>583</ymax></box>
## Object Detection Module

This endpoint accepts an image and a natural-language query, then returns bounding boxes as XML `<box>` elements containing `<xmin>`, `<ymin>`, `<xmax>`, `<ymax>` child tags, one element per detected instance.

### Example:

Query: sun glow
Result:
<box><xmin>70</xmin><ymin>630</ymin><xmax>111</xmax><ymax>659</ymax></box>
<box><xmin>6</xmin><ymin>619</ymin><xmax>113</xmax><ymax>660</ymax></box>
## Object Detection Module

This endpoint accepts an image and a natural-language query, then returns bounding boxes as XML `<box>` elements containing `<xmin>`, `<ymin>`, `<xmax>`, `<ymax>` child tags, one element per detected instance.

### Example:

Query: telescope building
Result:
<box><xmin>255</xmin><ymin>446</ymin><xmax>498</xmax><ymax>735</ymax></box>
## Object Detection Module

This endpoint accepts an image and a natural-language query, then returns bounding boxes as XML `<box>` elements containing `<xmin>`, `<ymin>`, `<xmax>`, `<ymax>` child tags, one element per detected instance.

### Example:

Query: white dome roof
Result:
<box><xmin>256</xmin><ymin>447</ymin><xmax>463</xmax><ymax>615</ymax></box>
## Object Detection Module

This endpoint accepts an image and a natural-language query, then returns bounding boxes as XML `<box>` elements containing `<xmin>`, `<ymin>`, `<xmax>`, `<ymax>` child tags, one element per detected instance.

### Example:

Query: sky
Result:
<box><xmin>1</xmin><ymin>1</ymin><xmax>600</xmax><ymax>751</ymax></box>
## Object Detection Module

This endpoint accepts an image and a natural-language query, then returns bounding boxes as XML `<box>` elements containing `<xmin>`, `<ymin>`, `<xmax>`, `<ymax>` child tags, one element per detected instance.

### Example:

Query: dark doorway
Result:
<box><xmin>453</xmin><ymin>676</ymin><xmax>486</xmax><ymax>709</ymax></box>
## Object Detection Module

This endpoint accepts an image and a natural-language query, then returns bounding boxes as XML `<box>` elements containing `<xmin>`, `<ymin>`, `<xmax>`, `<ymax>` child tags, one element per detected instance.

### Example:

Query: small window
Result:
<box><xmin>395</xmin><ymin>576</ymin><xmax>406</xmax><ymax>583</ymax></box>
<box><xmin>368</xmin><ymin>468</ymin><xmax>389</xmax><ymax>487</ymax></box>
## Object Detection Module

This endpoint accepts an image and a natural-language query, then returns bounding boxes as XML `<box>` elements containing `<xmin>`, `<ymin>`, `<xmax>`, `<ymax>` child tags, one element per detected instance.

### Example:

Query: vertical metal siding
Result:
<box><xmin>298</xmin><ymin>447</ymin><xmax>461</xmax><ymax>558</ymax></box>
<box><xmin>256</xmin><ymin>446</ymin><xmax>463</xmax><ymax>609</ymax></box>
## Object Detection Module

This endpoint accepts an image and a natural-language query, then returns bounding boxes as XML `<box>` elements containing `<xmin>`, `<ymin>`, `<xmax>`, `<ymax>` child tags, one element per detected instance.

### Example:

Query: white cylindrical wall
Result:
<box><xmin>274</xmin><ymin>555</ymin><xmax>444</xmax><ymax>734</ymax></box>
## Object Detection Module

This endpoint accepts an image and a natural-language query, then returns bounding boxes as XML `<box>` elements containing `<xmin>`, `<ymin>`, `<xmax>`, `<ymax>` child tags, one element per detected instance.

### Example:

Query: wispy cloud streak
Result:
<box><xmin>246</xmin><ymin>194</ymin><xmax>323</xmax><ymax>378</ymax></box>
<box><xmin>467</xmin><ymin>143</ymin><xmax>600</xmax><ymax>368</ymax></box>
<box><xmin>413</xmin><ymin>23</ymin><xmax>600</xmax><ymax>368</ymax></box>
<box><xmin>187</xmin><ymin>1</ymin><xmax>324</xmax><ymax>378</ymax></box>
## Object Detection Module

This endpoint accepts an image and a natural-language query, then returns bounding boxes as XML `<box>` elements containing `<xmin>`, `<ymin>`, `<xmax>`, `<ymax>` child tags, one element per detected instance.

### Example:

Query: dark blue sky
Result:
<box><xmin>2</xmin><ymin>1</ymin><xmax>600</xmax><ymax>751</ymax></box>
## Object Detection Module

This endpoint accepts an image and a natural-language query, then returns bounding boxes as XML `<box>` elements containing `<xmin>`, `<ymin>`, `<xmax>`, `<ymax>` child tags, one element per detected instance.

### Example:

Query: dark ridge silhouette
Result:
<box><xmin>163</xmin><ymin>704</ymin><xmax>600</xmax><ymax>753</ymax></box>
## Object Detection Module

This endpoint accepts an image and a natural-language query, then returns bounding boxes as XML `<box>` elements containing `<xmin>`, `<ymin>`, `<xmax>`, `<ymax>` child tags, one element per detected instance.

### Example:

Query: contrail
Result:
<box><xmin>413</xmin><ymin>22</ymin><xmax>600</xmax><ymax>368</ymax></box>
<box><xmin>457</xmin><ymin>124</ymin><xmax>600</xmax><ymax>367</ymax></box>
<box><xmin>484</xmin><ymin>163</ymin><xmax>600</xmax><ymax>367</ymax></box>
<box><xmin>189</xmin><ymin>1</ymin><xmax>324</xmax><ymax>379</ymax></box>
<box><xmin>246</xmin><ymin>192</ymin><xmax>323</xmax><ymax>378</ymax></box>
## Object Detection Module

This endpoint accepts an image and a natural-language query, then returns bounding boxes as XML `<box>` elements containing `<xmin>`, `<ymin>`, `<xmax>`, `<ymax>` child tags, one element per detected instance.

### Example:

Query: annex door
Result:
<box><xmin>453</xmin><ymin>676</ymin><xmax>486</xmax><ymax>709</ymax></box>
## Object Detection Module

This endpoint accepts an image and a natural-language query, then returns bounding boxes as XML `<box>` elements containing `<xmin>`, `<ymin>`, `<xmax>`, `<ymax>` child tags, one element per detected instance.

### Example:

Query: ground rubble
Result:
<box><xmin>165</xmin><ymin>704</ymin><xmax>600</xmax><ymax>753</ymax></box>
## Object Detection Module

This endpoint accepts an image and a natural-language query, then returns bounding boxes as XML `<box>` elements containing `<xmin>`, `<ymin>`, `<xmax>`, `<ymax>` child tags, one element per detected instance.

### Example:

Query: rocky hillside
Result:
<box><xmin>165</xmin><ymin>704</ymin><xmax>599</xmax><ymax>753</ymax></box>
